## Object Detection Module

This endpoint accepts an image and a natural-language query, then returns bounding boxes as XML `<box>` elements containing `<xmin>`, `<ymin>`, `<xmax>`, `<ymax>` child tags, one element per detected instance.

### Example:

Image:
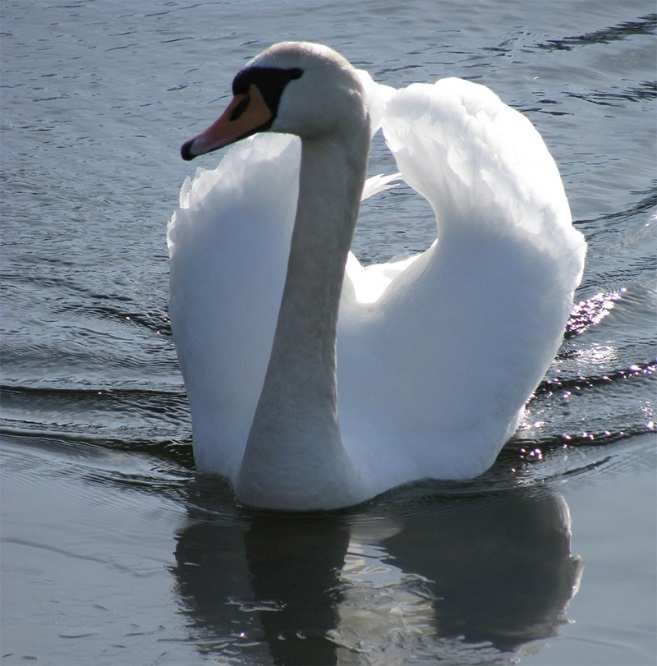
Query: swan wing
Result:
<box><xmin>168</xmin><ymin>135</ymin><xmax>300</xmax><ymax>479</ymax></box>
<box><xmin>339</xmin><ymin>78</ymin><xmax>586</xmax><ymax>489</ymax></box>
<box><xmin>168</xmin><ymin>130</ymin><xmax>399</xmax><ymax>480</ymax></box>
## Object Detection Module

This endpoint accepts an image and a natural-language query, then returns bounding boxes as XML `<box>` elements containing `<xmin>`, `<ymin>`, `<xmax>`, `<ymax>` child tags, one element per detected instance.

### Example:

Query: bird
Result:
<box><xmin>168</xmin><ymin>41</ymin><xmax>586</xmax><ymax>511</ymax></box>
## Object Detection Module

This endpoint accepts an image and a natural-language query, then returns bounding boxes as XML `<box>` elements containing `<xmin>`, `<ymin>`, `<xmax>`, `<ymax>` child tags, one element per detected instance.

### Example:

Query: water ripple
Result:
<box><xmin>537</xmin><ymin>13</ymin><xmax>657</xmax><ymax>51</ymax></box>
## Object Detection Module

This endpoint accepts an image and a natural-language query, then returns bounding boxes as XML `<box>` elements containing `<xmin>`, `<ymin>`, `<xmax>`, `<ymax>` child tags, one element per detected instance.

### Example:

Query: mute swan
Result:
<box><xmin>168</xmin><ymin>42</ymin><xmax>586</xmax><ymax>510</ymax></box>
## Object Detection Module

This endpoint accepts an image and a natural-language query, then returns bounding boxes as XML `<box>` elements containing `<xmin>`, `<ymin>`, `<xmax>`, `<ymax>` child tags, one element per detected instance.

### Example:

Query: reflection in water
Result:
<box><xmin>175</xmin><ymin>500</ymin><xmax>349</xmax><ymax>665</ymax></box>
<box><xmin>173</xmin><ymin>484</ymin><xmax>582</xmax><ymax>664</ymax></box>
<box><xmin>356</xmin><ymin>489</ymin><xmax>583</xmax><ymax>654</ymax></box>
<box><xmin>244</xmin><ymin>515</ymin><xmax>350</xmax><ymax>664</ymax></box>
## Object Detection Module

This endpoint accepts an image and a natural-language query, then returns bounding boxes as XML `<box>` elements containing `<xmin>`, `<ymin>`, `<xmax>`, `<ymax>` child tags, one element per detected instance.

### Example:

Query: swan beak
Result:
<box><xmin>180</xmin><ymin>85</ymin><xmax>272</xmax><ymax>161</ymax></box>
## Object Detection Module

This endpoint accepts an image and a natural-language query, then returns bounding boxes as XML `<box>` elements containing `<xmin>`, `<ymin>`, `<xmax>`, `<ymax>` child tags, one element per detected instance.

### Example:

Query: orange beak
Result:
<box><xmin>181</xmin><ymin>84</ymin><xmax>273</xmax><ymax>161</ymax></box>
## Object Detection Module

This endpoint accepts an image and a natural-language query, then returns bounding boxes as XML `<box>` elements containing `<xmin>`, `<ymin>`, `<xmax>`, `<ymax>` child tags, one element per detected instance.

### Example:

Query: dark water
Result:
<box><xmin>1</xmin><ymin>1</ymin><xmax>656</xmax><ymax>664</ymax></box>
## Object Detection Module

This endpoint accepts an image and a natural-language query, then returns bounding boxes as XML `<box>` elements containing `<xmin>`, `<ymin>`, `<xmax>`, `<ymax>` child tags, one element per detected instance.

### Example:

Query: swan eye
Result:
<box><xmin>232</xmin><ymin>67</ymin><xmax>304</xmax><ymax>117</ymax></box>
<box><xmin>229</xmin><ymin>95</ymin><xmax>250</xmax><ymax>122</ymax></box>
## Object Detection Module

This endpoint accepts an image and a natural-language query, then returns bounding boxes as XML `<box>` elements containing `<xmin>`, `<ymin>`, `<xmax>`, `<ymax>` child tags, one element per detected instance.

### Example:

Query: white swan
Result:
<box><xmin>168</xmin><ymin>42</ymin><xmax>586</xmax><ymax>510</ymax></box>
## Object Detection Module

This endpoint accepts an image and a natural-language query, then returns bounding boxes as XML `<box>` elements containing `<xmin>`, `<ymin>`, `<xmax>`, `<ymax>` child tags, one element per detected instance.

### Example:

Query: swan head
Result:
<box><xmin>181</xmin><ymin>42</ymin><xmax>368</xmax><ymax>160</ymax></box>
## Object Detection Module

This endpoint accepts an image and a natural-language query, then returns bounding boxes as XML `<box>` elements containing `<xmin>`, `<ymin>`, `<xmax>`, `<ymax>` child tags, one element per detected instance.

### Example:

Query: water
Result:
<box><xmin>1</xmin><ymin>1</ymin><xmax>656</xmax><ymax>664</ymax></box>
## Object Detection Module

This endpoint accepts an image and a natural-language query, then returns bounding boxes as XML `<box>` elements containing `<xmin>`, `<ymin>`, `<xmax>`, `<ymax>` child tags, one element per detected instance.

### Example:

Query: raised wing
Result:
<box><xmin>168</xmin><ymin>135</ymin><xmax>300</xmax><ymax>478</ymax></box>
<box><xmin>338</xmin><ymin>78</ymin><xmax>586</xmax><ymax>488</ymax></box>
<box><xmin>168</xmin><ymin>130</ymin><xmax>400</xmax><ymax>480</ymax></box>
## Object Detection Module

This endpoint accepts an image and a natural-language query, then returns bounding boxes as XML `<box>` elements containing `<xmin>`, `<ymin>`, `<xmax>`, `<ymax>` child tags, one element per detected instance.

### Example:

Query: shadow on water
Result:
<box><xmin>172</xmin><ymin>481</ymin><xmax>582</xmax><ymax>664</ymax></box>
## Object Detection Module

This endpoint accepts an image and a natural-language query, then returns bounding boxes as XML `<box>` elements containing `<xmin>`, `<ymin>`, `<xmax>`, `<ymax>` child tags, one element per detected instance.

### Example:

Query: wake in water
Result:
<box><xmin>1</xmin><ymin>289</ymin><xmax>654</xmax><ymax>489</ymax></box>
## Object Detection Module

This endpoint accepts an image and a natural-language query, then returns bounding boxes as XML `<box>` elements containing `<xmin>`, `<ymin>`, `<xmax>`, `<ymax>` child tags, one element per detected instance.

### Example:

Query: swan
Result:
<box><xmin>168</xmin><ymin>42</ymin><xmax>586</xmax><ymax>510</ymax></box>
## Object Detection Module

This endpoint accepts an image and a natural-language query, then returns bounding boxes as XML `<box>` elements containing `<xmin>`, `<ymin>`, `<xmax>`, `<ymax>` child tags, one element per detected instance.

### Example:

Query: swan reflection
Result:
<box><xmin>173</xmin><ymin>483</ymin><xmax>582</xmax><ymax>664</ymax></box>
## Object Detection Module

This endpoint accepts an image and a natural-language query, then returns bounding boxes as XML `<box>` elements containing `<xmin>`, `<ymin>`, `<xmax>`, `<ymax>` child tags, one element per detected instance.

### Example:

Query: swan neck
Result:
<box><xmin>281</xmin><ymin>136</ymin><xmax>367</xmax><ymax>356</ymax></box>
<box><xmin>237</xmin><ymin>129</ymin><xmax>369</xmax><ymax>510</ymax></box>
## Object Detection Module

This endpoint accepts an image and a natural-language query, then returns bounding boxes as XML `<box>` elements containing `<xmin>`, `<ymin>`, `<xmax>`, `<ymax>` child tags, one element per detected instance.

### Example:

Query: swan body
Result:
<box><xmin>168</xmin><ymin>42</ymin><xmax>586</xmax><ymax>510</ymax></box>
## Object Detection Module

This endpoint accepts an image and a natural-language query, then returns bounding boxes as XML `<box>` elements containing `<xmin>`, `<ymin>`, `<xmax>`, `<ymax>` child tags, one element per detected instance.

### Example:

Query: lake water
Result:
<box><xmin>1</xmin><ymin>1</ymin><xmax>656</xmax><ymax>664</ymax></box>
